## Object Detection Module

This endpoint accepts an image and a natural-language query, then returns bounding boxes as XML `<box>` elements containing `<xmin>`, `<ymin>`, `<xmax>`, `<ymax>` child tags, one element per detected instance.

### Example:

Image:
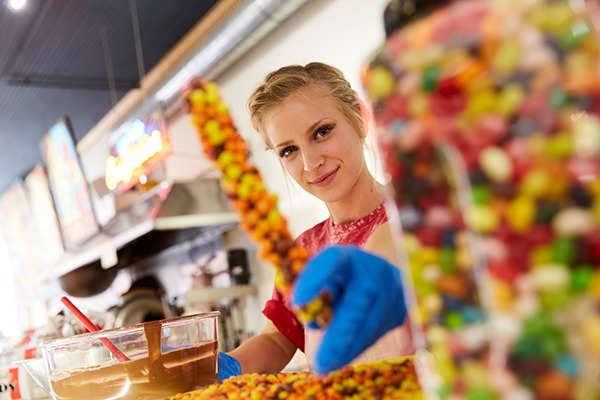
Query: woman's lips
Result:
<box><xmin>310</xmin><ymin>168</ymin><xmax>338</xmax><ymax>187</ymax></box>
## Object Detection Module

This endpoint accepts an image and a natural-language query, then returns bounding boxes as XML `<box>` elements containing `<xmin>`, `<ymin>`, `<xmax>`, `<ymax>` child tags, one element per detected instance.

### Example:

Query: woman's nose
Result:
<box><xmin>302</xmin><ymin>150</ymin><xmax>324</xmax><ymax>172</ymax></box>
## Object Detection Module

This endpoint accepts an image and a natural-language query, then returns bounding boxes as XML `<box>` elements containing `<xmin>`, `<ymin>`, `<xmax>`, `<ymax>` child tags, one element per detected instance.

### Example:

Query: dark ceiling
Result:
<box><xmin>0</xmin><ymin>0</ymin><xmax>219</xmax><ymax>193</ymax></box>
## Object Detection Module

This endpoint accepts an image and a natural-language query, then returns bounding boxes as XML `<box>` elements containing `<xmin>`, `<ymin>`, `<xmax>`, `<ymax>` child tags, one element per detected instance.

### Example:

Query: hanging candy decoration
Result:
<box><xmin>184</xmin><ymin>78</ymin><xmax>330</xmax><ymax>326</ymax></box>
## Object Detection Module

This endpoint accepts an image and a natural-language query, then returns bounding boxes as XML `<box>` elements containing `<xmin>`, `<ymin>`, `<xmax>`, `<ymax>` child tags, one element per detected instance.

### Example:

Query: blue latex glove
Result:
<box><xmin>218</xmin><ymin>352</ymin><xmax>242</xmax><ymax>381</ymax></box>
<box><xmin>293</xmin><ymin>245</ymin><xmax>407</xmax><ymax>375</ymax></box>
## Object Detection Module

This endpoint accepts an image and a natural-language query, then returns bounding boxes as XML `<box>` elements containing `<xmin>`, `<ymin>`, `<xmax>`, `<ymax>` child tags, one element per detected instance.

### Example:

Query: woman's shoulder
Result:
<box><xmin>295</xmin><ymin>218</ymin><xmax>331</xmax><ymax>255</ymax></box>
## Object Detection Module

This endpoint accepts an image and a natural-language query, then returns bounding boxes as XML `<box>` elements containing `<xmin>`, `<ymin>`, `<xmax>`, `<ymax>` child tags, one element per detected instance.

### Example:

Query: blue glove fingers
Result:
<box><xmin>293</xmin><ymin>246</ymin><xmax>350</xmax><ymax>306</ymax></box>
<box><xmin>217</xmin><ymin>352</ymin><xmax>242</xmax><ymax>381</ymax></box>
<box><xmin>314</xmin><ymin>277</ymin><xmax>380</xmax><ymax>374</ymax></box>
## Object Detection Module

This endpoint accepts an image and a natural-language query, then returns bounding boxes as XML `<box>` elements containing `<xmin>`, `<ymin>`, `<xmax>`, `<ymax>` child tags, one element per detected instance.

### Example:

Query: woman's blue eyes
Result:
<box><xmin>315</xmin><ymin>125</ymin><xmax>333</xmax><ymax>139</ymax></box>
<box><xmin>280</xmin><ymin>146</ymin><xmax>296</xmax><ymax>158</ymax></box>
<box><xmin>279</xmin><ymin>124</ymin><xmax>334</xmax><ymax>159</ymax></box>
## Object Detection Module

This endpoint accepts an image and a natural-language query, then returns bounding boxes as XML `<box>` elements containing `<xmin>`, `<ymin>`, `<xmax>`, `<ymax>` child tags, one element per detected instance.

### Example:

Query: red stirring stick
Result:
<box><xmin>61</xmin><ymin>296</ymin><xmax>130</xmax><ymax>362</ymax></box>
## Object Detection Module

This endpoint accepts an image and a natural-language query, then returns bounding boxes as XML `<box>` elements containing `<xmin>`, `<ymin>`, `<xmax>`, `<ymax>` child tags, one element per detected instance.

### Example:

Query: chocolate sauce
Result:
<box><xmin>49</xmin><ymin>321</ymin><xmax>217</xmax><ymax>399</ymax></box>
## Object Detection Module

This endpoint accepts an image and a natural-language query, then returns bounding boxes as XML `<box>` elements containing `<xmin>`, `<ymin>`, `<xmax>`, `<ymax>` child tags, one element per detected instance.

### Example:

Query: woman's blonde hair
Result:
<box><xmin>247</xmin><ymin>62</ymin><xmax>365</xmax><ymax>148</ymax></box>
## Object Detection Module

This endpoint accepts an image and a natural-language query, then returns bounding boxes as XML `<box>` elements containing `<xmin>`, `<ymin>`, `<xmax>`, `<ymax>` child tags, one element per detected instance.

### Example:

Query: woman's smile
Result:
<box><xmin>310</xmin><ymin>167</ymin><xmax>339</xmax><ymax>187</ymax></box>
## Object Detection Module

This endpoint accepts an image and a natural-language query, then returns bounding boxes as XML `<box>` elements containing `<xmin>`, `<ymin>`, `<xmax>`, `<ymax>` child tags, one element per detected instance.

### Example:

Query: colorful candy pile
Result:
<box><xmin>170</xmin><ymin>357</ymin><xmax>422</xmax><ymax>400</ymax></box>
<box><xmin>185</xmin><ymin>79</ymin><xmax>328</xmax><ymax>325</ymax></box>
<box><xmin>363</xmin><ymin>0</ymin><xmax>600</xmax><ymax>399</ymax></box>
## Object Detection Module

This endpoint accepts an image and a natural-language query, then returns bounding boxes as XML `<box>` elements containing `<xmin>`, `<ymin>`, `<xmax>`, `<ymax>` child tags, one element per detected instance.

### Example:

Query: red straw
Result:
<box><xmin>61</xmin><ymin>296</ymin><xmax>130</xmax><ymax>362</ymax></box>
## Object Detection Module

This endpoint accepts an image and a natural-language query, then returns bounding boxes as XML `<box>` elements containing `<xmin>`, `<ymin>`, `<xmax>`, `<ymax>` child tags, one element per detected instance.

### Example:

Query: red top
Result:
<box><xmin>262</xmin><ymin>203</ymin><xmax>388</xmax><ymax>351</ymax></box>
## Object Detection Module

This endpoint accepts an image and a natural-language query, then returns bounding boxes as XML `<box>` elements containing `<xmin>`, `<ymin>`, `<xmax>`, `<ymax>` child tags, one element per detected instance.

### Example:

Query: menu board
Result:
<box><xmin>39</xmin><ymin>116</ymin><xmax>100</xmax><ymax>250</ymax></box>
<box><xmin>24</xmin><ymin>164</ymin><xmax>65</xmax><ymax>266</ymax></box>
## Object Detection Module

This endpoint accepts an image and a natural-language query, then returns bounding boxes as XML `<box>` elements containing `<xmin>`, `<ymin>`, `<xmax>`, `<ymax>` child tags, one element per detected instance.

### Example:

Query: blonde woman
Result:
<box><xmin>220</xmin><ymin>62</ymin><xmax>413</xmax><ymax>378</ymax></box>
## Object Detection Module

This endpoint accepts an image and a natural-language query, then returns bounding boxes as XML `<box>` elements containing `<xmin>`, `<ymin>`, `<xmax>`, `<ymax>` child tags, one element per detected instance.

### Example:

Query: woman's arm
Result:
<box><xmin>227</xmin><ymin>320</ymin><xmax>298</xmax><ymax>374</ymax></box>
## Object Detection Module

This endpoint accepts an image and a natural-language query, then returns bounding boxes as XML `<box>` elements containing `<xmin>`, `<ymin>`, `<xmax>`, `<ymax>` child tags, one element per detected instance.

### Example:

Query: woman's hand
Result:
<box><xmin>218</xmin><ymin>352</ymin><xmax>241</xmax><ymax>381</ymax></box>
<box><xmin>292</xmin><ymin>245</ymin><xmax>407</xmax><ymax>374</ymax></box>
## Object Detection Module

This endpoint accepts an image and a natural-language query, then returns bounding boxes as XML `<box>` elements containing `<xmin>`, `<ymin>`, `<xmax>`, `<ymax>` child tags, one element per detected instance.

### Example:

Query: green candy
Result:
<box><xmin>421</xmin><ymin>64</ymin><xmax>440</xmax><ymax>92</ymax></box>
<box><xmin>559</xmin><ymin>19</ymin><xmax>592</xmax><ymax>49</ymax></box>
<box><xmin>551</xmin><ymin>236</ymin><xmax>577</xmax><ymax>266</ymax></box>
<box><xmin>513</xmin><ymin>336</ymin><xmax>540</xmax><ymax>358</ymax></box>
<box><xmin>541</xmin><ymin>289</ymin><xmax>571</xmax><ymax>311</ymax></box>
<box><xmin>523</xmin><ymin>314</ymin><xmax>553</xmax><ymax>338</ymax></box>
<box><xmin>466</xmin><ymin>387</ymin><xmax>498</xmax><ymax>400</ymax></box>
<box><xmin>471</xmin><ymin>185</ymin><xmax>491</xmax><ymax>205</ymax></box>
<box><xmin>440</xmin><ymin>247</ymin><xmax>457</xmax><ymax>273</ymax></box>
<box><xmin>444</xmin><ymin>311</ymin><xmax>464</xmax><ymax>330</ymax></box>
<box><xmin>550</xmin><ymin>88</ymin><xmax>571</xmax><ymax>110</ymax></box>
<box><xmin>536</xmin><ymin>202</ymin><xmax>560</xmax><ymax>223</ymax></box>
<box><xmin>538</xmin><ymin>331</ymin><xmax>567</xmax><ymax>361</ymax></box>
<box><xmin>570</xmin><ymin>265</ymin><xmax>595</xmax><ymax>293</ymax></box>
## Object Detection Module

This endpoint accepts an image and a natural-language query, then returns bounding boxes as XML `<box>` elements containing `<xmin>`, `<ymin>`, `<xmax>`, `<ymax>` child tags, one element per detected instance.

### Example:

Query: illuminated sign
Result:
<box><xmin>105</xmin><ymin>112</ymin><xmax>171</xmax><ymax>192</ymax></box>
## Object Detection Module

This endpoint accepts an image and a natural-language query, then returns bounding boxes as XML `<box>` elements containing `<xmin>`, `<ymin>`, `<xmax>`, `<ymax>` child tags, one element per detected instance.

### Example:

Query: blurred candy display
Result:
<box><xmin>363</xmin><ymin>0</ymin><xmax>600</xmax><ymax>399</ymax></box>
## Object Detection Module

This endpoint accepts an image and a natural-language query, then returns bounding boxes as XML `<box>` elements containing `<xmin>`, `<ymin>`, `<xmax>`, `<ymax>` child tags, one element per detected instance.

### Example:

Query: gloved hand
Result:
<box><xmin>292</xmin><ymin>245</ymin><xmax>407</xmax><ymax>375</ymax></box>
<box><xmin>218</xmin><ymin>352</ymin><xmax>242</xmax><ymax>381</ymax></box>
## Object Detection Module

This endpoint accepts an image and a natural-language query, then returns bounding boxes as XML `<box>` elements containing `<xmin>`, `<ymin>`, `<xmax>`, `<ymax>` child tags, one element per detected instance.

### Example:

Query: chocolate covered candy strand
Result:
<box><xmin>364</xmin><ymin>0</ymin><xmax>600</xmax><ymax>399</ymax></box>
<box><xmin>185</xmin><ymin>79</ymin><xmax>329</xmax><ymax>326</ymax></box>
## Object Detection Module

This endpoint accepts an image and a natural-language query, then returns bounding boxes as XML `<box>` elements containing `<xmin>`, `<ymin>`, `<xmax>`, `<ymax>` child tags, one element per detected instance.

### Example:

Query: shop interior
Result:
<box><xmin>0</xmin><ymin>0</ymin><xmax>388</xmax><ymax>372</ymax></box>
<box><xmin>0</xmin><ymin>0</ymin><xmax>599</xmax><ymax>399</ymax></box>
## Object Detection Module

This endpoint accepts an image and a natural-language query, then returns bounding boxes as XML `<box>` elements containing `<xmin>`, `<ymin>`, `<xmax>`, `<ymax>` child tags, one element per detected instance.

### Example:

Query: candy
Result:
<box><xmin>363</xmin><ymin>0</ymin><xmax>600</xmax><ymax>398</ymax></box>
<box><xmin>478</xmin><ymin>146</ymin><xmax>513</xmax><ymax>183</ymax></box>
<box><xmin>171</xmin><ymin>358</ymin><xmax>422</xmax><ymax>400</ymax></box>
<box><xmin>184</xmin><ymin>80</ymin><xmax>327</xmax><ymax>326</ymax></box>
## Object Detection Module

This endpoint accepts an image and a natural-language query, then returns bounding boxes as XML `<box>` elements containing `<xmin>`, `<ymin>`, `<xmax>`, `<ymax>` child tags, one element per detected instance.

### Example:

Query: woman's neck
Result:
<box><xmin>327</xmin><ymin>172</ymin><xmax>387</xmax><ymax>225</ymax></box>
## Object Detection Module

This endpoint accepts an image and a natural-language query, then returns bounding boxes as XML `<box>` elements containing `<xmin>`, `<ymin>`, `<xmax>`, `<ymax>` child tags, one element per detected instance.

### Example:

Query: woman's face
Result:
<box><xmin>263</xmin><ymin>89</ymin><xmax>367</xmax><ymax>204</ymax></box>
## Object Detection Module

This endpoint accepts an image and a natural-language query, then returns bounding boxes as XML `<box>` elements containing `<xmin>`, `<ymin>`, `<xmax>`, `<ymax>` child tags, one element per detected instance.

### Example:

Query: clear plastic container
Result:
<box><xmin>40</xmin><ymin>312</ymin><xmax>219</xmax><ymax>400</ymax></box>
<box><xmin>363</xmin><ymin>0</ymin><xmax>600</xmax><ymax>399</ymax></box>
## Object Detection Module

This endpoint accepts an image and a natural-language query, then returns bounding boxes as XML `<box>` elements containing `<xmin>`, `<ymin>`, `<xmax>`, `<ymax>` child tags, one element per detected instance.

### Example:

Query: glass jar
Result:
<box><xmin>363</xmin><ymin>0</ymin><xmax>600</xmax><ymax>399</ymax></box>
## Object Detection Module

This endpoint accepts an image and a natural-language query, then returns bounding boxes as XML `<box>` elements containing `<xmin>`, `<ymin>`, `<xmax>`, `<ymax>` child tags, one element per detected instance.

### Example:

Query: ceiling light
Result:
<box><xmin>7</xmin><ymin>0</ymin><xmax>27</xmax><ymax>11</ymax></box>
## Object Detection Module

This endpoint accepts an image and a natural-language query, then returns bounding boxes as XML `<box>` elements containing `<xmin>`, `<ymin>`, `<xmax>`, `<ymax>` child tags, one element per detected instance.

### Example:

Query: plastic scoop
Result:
<box><xmin>60</xmin><ymin>296</ymin><xmax>130</xmax><ymax>362</ymax></box>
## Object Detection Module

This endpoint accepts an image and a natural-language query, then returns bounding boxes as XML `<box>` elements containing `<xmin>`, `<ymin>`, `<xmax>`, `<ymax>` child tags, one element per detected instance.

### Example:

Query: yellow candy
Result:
<box><xmin>519</xmin><ymin>168</ymin><xmax>552</xmax><ymax>198</ymax></box>
<box><xmin>506</xmin><ymin>195</ymin><xmax>536</xmax><ymax>233</ymax></box>
<box><xmin>492</xmin><ymin>280</ymin><xmax>514</xmax><ymax>311</ymax></box>
<box><xmin>590</xmin><ymin>272</ymin><xmax>600</xmax><ymax>302</ymax></box>
<box><xmin>466</xmin><ymin>89</ymin><xmax>496</xmax><ymax>118</ymax></box>
<box><xmin>188</xmin><ymin>88</ymin><xmax>205</xmax><ymax>106</ymax></box>
<box><xmin>545</xmin><ymin>133</ymin><xmax>573</xmax><ymax>159</ymax></box>
<box><xmin>593</xmin><ymin>198</ymin><xmax>600</xmax><ymax>223</ymax></box>
<box><xmin>431</xmin><ymin>343</ymin><xmax>456</xmax><ymax>385</ymax></box>
<box><xmin>456</xmin><ymin>246</ymin><xmax>474</xmax><ymax>271</ymax></box>
<box><xmin>418</xmin><ymin>246</ymin><xmax>440</xmax><ymax>266</ymax></box>
<box><xmin>421</xmin><ymin>293</ymin><xmax>443</xmax><ymax>321</ymax></box>
<box><xmin>461</xmin><ymin>360</ymin><xmax>491</xmax><ymax>389</ymax></box>
<box><xmin>581</xmin><ymin>315</ymin><xmax>600</xmax><ymax>354</ymax></box>
<box><xmin>530</xmin><ymin>245</ymin><xmax>553</xmax><ymax>266</ymax></box>
<box><xmin>367</xmin><ymin>65</ymin><xmax>396</xmax><ymax>102</ymax></box>
<box><xmin>496</xmin><ymin>83</ymin><xmax>526</xmax><ymax>116</ymax></box>
<box><xmin>492</xmin><ymin>40</ymin><xmax>522</xmax><ymax>75</ymax></box>
<box><xmin>408</xmin><ymin>93</ymin><xmax>429</xmax><ymax>116</ymax></box>
<box><xmin>465</xmin><ymin>204</ymin><xmax>500</xmax><ymax>233</ymax></box>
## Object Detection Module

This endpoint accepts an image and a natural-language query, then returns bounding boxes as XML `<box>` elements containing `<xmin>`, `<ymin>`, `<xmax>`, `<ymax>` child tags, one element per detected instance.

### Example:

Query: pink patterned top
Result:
<box><xmin>262</xmin><ymin>203</ymin><xmax>415</xmax><ymax>365</ymax></box>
